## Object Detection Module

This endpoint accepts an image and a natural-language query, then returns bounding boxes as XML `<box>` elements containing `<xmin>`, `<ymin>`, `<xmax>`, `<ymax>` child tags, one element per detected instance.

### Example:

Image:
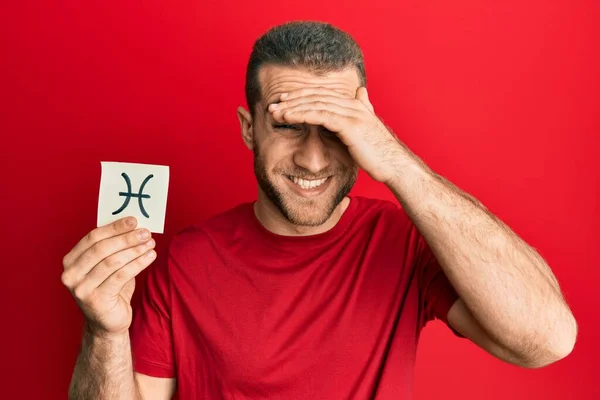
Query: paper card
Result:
<box><xmin>97</xmin><ymin>161</ymin><xmax>170</xmax><ymax>234</ymax></box>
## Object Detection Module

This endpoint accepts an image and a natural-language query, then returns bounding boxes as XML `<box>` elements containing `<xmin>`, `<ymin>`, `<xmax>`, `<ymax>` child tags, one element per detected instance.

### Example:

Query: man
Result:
<box><xmin>63</xmin><ymin>21</ymin><xmax>577</xmax><ymax>399</ymax></box>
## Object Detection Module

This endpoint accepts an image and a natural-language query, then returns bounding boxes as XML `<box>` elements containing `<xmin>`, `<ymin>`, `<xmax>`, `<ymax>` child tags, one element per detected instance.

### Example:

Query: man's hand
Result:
<box><xmin>61</xmin><ymin>217</ymin><xmax>157</xmax><ymax>336</ymax></box>
<box><xmin>268</xmin><ymin>86</ymin><xmax>403</xmax><ymax>183</ymax></box>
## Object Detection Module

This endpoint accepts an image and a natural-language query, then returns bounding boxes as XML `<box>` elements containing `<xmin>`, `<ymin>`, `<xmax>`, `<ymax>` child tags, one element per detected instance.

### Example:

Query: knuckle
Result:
<box><xmin>117</xmin><ymin>217</ymin><xmax>131</xmax><ymax>232</ymax></box>
<box><xmin>135</xmin><ymin>244</ymin><xmax>147</xmax><ymax>256</ymax></box>
<box><xmin>104</xmin><ymin>255</ymin><xmax>121</xmax><ymax>270</ymax></box>
<box><xmin>77</xmin><ymin>251</ymin><xmax>93</xmax><ymax>269</ymax></box>
<box><xmin>62</xmin><ymin>253</ymin><xmax>72</xmax><ymax>268</ymax></box>
<box><xmin>73</xmin><ymin>284</ymin><xmax>89</xmax><ymax>300</ymax></box>
<box><xmin>89</xmin><ymin>242</ymin><xmax>102</xmax><ymax>257</ymax></box>
<box><xmin>60</xmin><ymin>271</ymin><xmax>73</xmax><ymax>288</ymax></box>
<box><xmin>114</xmin><ymin>268</ymin><xmax>130</xmax><ymax>282</ymax></box>
<box><xmin>129</xmin><ymin>230</ymin><xmax>141</xmax><ymax>245</ymax></box>
<box><xmin>85</xmin><ymin>230</ymin><xmax>97</xmax><ymax>244</ymax></box>
<box><xmin>94</xmin><ymin>240</ymin><xmax>112</xmax><ymax>259</ymax></box>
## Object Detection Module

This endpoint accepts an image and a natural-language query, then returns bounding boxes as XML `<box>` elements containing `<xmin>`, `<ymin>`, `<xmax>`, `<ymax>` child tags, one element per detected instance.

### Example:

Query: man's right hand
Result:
<box><xmin>61</xmin><ymin>217</ymin><xmax>157</xmax><ymax>336</ymax></box>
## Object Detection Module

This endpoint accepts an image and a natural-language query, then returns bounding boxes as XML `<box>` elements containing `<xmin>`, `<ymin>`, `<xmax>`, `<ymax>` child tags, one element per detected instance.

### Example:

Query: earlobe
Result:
<box><xmin>237</xmin><ymin>106</ymin><xmax>254</xmax><ymax>150</ymax></box>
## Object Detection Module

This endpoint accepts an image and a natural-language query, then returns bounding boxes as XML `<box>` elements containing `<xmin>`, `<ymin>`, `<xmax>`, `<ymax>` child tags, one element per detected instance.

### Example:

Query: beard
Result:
<box><xmin>253</xmin><ymin>146</ymin><xmax>357</xmax><ymax>227</ymax></box>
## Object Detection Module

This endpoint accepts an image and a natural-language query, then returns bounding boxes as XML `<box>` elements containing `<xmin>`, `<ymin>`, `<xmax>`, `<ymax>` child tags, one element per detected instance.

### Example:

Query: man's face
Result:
<box><xmin>248</xmin><ymin>66</ymin><xmax>360</xmax><ymax>227</ymax></box>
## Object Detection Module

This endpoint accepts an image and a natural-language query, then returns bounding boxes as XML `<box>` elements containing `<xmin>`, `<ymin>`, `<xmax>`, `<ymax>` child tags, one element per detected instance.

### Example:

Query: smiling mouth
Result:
<box><xmin>286</xmin><ymin>175</ymin><xmax>330</xmax><ymax>190</ymax></box>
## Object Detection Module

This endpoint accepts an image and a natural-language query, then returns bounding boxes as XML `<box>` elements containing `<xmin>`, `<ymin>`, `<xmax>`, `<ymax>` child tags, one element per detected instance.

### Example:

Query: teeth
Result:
<box><xmin>290</xmin><ymin>176</ymin><xmax>328</xmax><ymax>190</ymax></box>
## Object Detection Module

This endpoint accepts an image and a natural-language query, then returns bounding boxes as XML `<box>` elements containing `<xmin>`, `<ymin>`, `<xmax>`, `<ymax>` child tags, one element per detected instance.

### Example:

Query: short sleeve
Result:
<box><xmin>130</xmin><ymin>246</ymin><xmax>176</xmax><ymax>377</ymax></box>
<box><xmin>415</xmin><ymin>229</ymin><xmax>464</xmax><ymax>338</ymax></box>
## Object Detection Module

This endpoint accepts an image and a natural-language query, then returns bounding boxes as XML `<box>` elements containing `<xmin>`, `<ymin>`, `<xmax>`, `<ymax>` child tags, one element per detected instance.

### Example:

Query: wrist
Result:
<box><xmin>83</xmin><ymin>322</ymin><xmax>130</xmax><ymax>359</ymax></box>
<box><xmin>383</xmin><ymin>153</ymin><xmax>431</xmax><ymax>189</ymax></box>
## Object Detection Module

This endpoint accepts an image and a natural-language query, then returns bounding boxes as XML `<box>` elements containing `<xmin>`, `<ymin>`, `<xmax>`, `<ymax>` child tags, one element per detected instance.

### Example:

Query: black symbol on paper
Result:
<box><xmin>112</xmin><ymin>173</ymin><xmax>154</xmax><ymax>218</ymax></box>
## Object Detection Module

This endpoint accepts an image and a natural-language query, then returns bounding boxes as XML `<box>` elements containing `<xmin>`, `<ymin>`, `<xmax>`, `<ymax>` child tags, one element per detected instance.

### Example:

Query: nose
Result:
<box><xmin>293</xmin><ymin>128</ymin><xmax>330</xmax><ymax>175</ymax></box>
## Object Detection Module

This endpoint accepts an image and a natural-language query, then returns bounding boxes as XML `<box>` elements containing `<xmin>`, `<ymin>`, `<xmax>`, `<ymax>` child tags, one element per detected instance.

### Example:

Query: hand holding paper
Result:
<box><xmin>61</xmin><ymin>216</ymin><xmax>156</xmax><ymax>336</ymax></box>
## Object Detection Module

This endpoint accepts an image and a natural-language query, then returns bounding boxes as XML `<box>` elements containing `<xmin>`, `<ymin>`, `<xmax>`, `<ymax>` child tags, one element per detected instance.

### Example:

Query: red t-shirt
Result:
<box><xmin>130</xmin><ymin>196</ymin><xmax>463</xmax><ymax>399</ymax></box>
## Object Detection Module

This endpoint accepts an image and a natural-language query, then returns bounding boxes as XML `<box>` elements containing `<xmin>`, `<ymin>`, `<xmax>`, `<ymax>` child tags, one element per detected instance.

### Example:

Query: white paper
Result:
<box><xmin>97</xmin><ymin>161</ymin><xmax>170</xmax><ymax>233</ymax></box>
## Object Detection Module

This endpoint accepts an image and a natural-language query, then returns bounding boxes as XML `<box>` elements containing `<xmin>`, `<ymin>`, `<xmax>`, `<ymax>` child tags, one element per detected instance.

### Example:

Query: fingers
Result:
<box><xmin>61</xmin><ymin>226</ymin><xmax>153</xmax><ymax>291</ymax></box>
<box><xmin>275</xmin><ymin>106</ymin><xmax>356</xmax><ymax>137</ymax></box>
<box><xmin>271</xmin><ymin>87</ymin><xmax>373</xmax><ymax>123</ymax></box>
<box><xmin>63</xmin><ymin>217</ymin><xmax>138</xmax><ymax>268</ymax></box>
<box><xmin>279</xmin><ymin>87</ymin><xmax>349</xmax><ymax>102</ymax></box>
<box><xmin>71</xmin><ymin>238</ymin><xmax>156</xmax><ymax>300</ymax></box>
<box><xmin>271</xmin><ymin>94</ymin><xmax>362</xmax><ymax>112</ymax></box>
<box><xmin>98</xmin><ymin>246</ymin><xmax>157</xmax><ymax>297</ymax></box>
<box><xmin>271</xmin><ymin>100</ymin><xmax>358</xmax><ymax>123</ymax></box>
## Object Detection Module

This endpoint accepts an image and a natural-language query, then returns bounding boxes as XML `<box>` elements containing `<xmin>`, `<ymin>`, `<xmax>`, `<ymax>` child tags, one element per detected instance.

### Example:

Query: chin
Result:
<box><xmin>275</xmin><ymin>177</ymin><xmax>350</xmax><ymax>227</ymax></box>
<box><xmin>280</xmin><ymin>197</ymin><xmax>337</xmax><ymax>227</ymax></box>
<box><xmin>254</xmin><ymin>152</ymin><xmax>357</xmax><ymax>227</ymax></box>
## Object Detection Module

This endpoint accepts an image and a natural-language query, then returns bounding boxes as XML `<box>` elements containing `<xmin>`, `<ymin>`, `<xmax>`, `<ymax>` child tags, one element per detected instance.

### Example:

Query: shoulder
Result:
<box><xmin>349</xmin><ymin>196</ymin><xmax>421</xmax><ymax>249</ymax></box>
<box><xmin>352</xmin><ymin>195</ymin><xmax>411</xmax><ymax>226</ymax></box>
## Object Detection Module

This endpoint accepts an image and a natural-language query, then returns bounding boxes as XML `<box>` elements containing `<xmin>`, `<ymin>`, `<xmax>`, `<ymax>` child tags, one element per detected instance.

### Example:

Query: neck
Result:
<box><xmin>253</xmin><ymin>193</ymin><xmax>350</xmax><ymax>237</ymax></box>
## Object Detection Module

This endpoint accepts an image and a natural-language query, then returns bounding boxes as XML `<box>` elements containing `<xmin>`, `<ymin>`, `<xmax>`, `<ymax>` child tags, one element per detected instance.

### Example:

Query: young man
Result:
<box><xmin>63</xmin><ymin>21</ymin><xmax>577</xmax><ymax>399</ymax></box>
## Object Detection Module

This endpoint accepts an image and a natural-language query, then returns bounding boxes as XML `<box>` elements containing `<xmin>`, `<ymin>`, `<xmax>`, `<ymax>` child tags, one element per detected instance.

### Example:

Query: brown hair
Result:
<box><xmin>245</xmin><ymin>21</ymin><xmax>367</xmax><ymax>117</ymax></box>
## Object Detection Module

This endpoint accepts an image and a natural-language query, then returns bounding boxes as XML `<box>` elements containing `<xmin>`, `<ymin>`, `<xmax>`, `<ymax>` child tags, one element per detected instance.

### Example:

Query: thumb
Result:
<box><xmin>356</xmin><ymin>87</ymin><xmax>375</xmax><ymax>113</ymax></box>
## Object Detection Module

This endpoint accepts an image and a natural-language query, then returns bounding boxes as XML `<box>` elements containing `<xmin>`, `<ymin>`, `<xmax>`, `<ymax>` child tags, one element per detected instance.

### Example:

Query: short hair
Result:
<box><xmin>245</xmin><ymin>21</ymin><xmax>367</xmax><ymax>117</ymax></box>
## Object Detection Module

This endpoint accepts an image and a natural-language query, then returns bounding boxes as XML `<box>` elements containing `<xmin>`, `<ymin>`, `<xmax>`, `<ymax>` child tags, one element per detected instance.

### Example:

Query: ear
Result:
<box><xmin>237</xmin><ymin>106</ymin><xmax>254</xmax><ymax>150</ymax></box>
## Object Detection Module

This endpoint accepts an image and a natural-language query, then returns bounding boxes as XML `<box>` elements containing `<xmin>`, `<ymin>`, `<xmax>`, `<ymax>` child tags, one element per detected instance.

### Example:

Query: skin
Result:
<box><xmin>64</xmin><ymin>63</ymin><xmax>577</xmax><ymax>400</ymax></box>
<box><xmin>63</xmin><ymin>217</ymin><xmax>175</xmax><ymax>399</ymax></box>
<box><xmin>237</xmin><ymin>65</ymin><xmax>362</xmax><ymax>235</ymax></box>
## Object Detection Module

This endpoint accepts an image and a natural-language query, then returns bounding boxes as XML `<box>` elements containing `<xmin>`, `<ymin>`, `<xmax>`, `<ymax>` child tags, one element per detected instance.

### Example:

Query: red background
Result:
<box><xmin>1</xmin><ymin>1</ymin><xmax>598</xmax><ymax>399</ymax></box>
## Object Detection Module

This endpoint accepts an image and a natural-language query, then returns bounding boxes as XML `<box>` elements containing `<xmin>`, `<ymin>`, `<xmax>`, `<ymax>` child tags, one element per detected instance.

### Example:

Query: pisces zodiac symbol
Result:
<box><xmin>112</xmin><ymin>173</ymin><xmax>154</xmax><ymax>218</ymax></box>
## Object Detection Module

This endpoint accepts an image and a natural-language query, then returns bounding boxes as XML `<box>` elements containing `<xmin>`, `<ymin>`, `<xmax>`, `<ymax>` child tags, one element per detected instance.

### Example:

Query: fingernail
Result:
<box><xmin>139</xmin><ymin>230</ymin><xmax>150</xmax><ymax>239</ymax></box>
<box><xmin>126</xmin><ymin>217</ymin><xmax>135</xmax><ymax>227</ymax></box>
<box><xmin>280</xmin><ymin>92</ymin><xmax>288</xmax><ymax>99</ymax></box>
<box><xmin>146</xmin><ymin>250</ymin><xmax>156</xmax><ymax>259</ymax></box>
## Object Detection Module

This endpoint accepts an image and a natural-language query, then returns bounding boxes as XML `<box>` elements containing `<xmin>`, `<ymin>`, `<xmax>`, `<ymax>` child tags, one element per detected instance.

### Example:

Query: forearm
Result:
<box><xmin>69</xmin><ymin>324</ymin><xmax>141</xmax><ymax>400</ymax></box>
<box><xmin>386</xmin><ymin>145</ymin><xmax>577</xmax><ymax>361</ymax></box>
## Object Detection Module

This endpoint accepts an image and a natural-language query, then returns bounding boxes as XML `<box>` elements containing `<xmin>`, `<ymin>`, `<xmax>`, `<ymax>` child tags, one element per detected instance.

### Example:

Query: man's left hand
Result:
<box><xmin>268</xmin><ymin>87</ymin><xmax>404</xmax><ymax>184</ymax></box>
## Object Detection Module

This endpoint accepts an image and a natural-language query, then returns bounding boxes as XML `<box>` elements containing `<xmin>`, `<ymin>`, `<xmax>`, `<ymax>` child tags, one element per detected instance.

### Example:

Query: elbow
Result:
<box><xmin>520</xmin><ymin>313</ymin><xmax>578</xmax><ymax>369</ymax></box>
<box><xmin>520</xmin><ymin>344</ymin><xmax>575</xmax><ymax>369</ymax></box>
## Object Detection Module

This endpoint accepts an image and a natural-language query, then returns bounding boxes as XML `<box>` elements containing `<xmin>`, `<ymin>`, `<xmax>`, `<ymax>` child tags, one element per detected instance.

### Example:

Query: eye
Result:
<box><xmin>273</xmin><ymin>124</ymin><xmax>303</xmax><ymax>132</ymax></box>
<box><xmin>319</xmin><ymin>127</ymin><xmax>337</xmax><ymax>139</ymax></box>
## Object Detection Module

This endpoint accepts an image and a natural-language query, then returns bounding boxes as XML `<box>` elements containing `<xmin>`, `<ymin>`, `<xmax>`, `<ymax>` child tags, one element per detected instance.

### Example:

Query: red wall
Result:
<box><xmin>1</xmin><ymin>1</ymin><xmax>598</xmax><ymax>398</ymax></box>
